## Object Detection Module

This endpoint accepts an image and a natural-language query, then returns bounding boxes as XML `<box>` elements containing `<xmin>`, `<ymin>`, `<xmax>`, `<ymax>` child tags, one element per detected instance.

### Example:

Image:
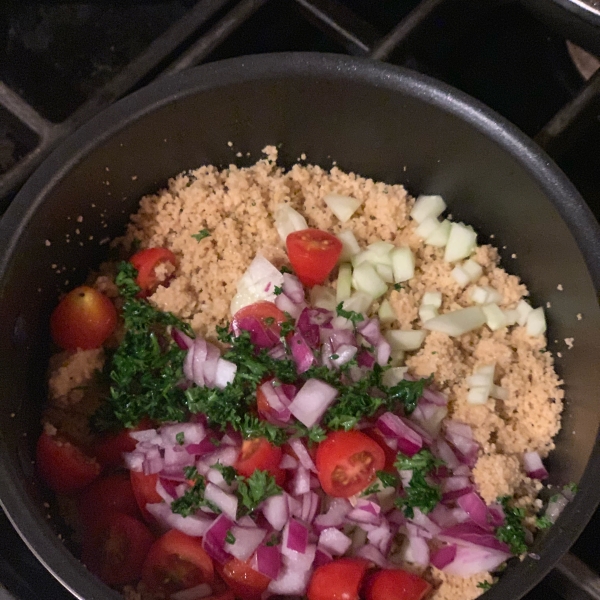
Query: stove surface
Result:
<box><xmin>1</xmin><ymin>1</ymin><xmax>599</xmax><ymax>599</ymax></box>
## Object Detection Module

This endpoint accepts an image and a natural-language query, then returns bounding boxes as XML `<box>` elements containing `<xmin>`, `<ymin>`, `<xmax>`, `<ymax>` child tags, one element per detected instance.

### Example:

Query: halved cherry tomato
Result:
<box><xmin>94</xmin><ymin>430</ymin><xmax>138</xmax><ymax>471</ymax></box>
<box><xmin>232</xmin><ymin>301</ymin><xmax>287</xmax><ymax>349</ymax></box>
<box><xmin>363</xmin><ymin>568</ymin><xmax>432</xmax><ymax>600</ymax></box>
<box><xmin>307</xmin><ymin>558</ymin><xmax>370</xmax><ymax>600</ymax></box>
<box><xmin>234</xmin><ymin>437</ymin><xmax>285</xmax><ymax>486</ymax></box>
<box><xmin>130</xmin><ymin>247</ymin><xmax>178</xmax><ymax>297</ymax></box>
<box><xmin>36</xmin><ymin>431</ymin><xmax>100</xmax><ymax>494</ymax></box>
<box><xmin>286</xmin><ymin>229</ymin><xmax>342</xmax><ymax>287</ymax></box>
<box><xmin>82</xmin><ymin>512</ymin><xmax>154</xmax><ymax>586</ymax></box>
<box><xmin>141</xmin><ymin>529</ymin><xmax>214</xmax><ymax>595</ymax></box>
<box><xmin>364</xmin><ymin>427</ymin><xmax>398</xmax><ymax>474</ymax></box>
<box><xmin>78</xmin><ymin>472</ymin><xmax>141</xmax><ymax>530</ymax></box>
<box><xmin>130</xmin><ymin>470</ymin><xmax>163</xmax><ymax>523</ymax></box>
<box><xmin>316</xmin><ymin>430</ymin><xmax>385</xmax><ymax>498</ymax></box>
<box><xmin>218</xmin><ymin>557</ymin><xmax>271</xmax><ymax>600</ymax></box>
<box><xmin>50</xmin><ymin>286</ymin><xmax>117</xmax><ymax>351</ymax></box>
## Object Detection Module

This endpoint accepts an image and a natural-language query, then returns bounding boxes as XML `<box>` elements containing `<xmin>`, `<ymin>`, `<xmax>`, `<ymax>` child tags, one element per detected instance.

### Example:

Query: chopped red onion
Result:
<box><xmin>411</xmin><ymin>404</ymin><xmax>448</xmax><ymax>437</ymax></box>
<box><xmin>354</xmin><ymin>543</ymin><xmax>388</xmax><ymax>567</ymax></box>
<box><xmin>164</xmin><ymin>445</ymin><xmax>195</xmax><ymax>469</ymax></box>
<box><xmin>171</xmin><ymin>583</ymin><xmax>213</xmax><ymax>600</ymax></box>
<box><xmin>268</xmin><ymin>344</ymin><xmax>287</xmax><ymax>360</ymax></box>
<box><xmin>232</xmin><ymin>315</ymin><xmax>280</xmax><ymax>349</ymax></box>
<box><xmin>206</xmin><ymin>468</ymin><xmax>232</xmax><ymax>491</ymax></box>
<box><xmin>267</xmin><ymin>554</ymin><xmax>312</xmax><ymax>596</ymax></box>
<box><xmin>185</xmin><ymin>438</ymin><xmax>219</xmax><ymax>456</ymax></box>
<box><xmin>357</xmin><ymin>350</ymin><xmax>376</xmax><ymax>369</ymax></box>
<box><xmin>422</xmin><ymin>387</ymin><xmax>449</xmax><ymax>406</ymax></box>
<box><xmin>438</xmin><ymin>522</ymin><xmax>511</xmax><ymax>554</ymax></box>
<box><xmin>282</xmin><ymin>518</ymin><xmax>309</xmax><ymax>555</ymax></box>
<box><xmin>290</xmin><ymin>332</ymin><xmax>316</xmax><ymax>374</ymax></box>
<box><xmin>376</xmin><ymin>412</ymin><xmax>422</xmax><ymax>457</ymax></box>
<box><xmin>320</xmin><ymin>340</ymin><xmax>334</xmax><ymax>369</ymax></box>
<box><xmin>545</xmin><ymin>493</ymin><xmax>569</xmax><ymax>524</ymax></box>
<box><xmin>523</xmin><ymin>451</ymin><xmax>549</xmax><ymax>480</ymax></box>
<box><xmin>156</xmin><ymin>478</ymin><xmax>177</xmax><ymax>502</ymax></box>
<box><xmin>318</xmin><ymin>527</ymin><xmax>352</xmax><ymax>556</ymax></box>
<box><xmin>130</xmin><ymin>429</ymin><xmax>161</xmax><ymax>444</ymax></box>
<box><xmin>287</xmin><ymin>438</ymin><xmax>317</xmax><ymax>473</ymax></box>
<box><xmin>280</xmin><ymin>454</ymin><xmax>298</xmax><ymax>469</ymax></box>
<box><xmin>314</xmin><ymin>498</ymin><xmax>352</xmax><ymax>531</ymax></box>
<box><xmin>443</xmin><ymin>545</ymin><xmax>511</xmax><ymax>576</ymax></box>
<box><xmin>275</xmin><ymin>293</ymin><xmax>304</xmax><ymax>320</ymax></box>
<box><xmin>172</xmin><ymin>328</ymin><xmax>194</xmax><ymax>350</ymax></box>
<box><xmin>331</xmin><ymin>343</ymin><xmax>358</xmax><ymax>367</ymax></box>
<box><xmin>287</xmin><ymin>494</ymin><xmax>303</xmax><ymax>519</ymax></box>
<box><xmin>291</xmin><ymin>466</ymin><xmax>311</xmax><ymax>496</ymax></box>
<box><xmin>297</xmin><ymin>308</ymin><xmax>331</xmax><ymax>348</ymax></box>
<box><xmin>347</xmin><ymin>499</ymin><xmax>382</xmax><ymax>525</ymax></box>
<box><xmin>200</xmin><ymin>446</ymin><xmax>239</xmax><ymax>468</ymax></box>
<box><xmin>202</xmin><ymin>514</ymin><xmax>234</xmax><ymax>564</ymax></box>
<box><xmin>487</xmin><ymin>503</ymin><xmax>505</xmax><ymax>528</ymax></box>
<box><xmin>444</xmin><ymin>420</ymin><xmax>479</xmax><ymax>467</ymax></box>
<box><xmin>376</xmin><ymin>338</ymin><xmax>392</xmax><ymax>367</ymax></box>
<box><xmin>224</xmin><ymin>525</ymin><xmax>267</xmax><ymax>561</ymax></box>
<box><xmin>357</xmin><ymin>318</ymin><xmax>382</xmax><ymax>346</ymax></box>
<box><xmin>254</xmin><ymin>544</ymin><xmax>281</xmax><ymax>580</ymax></box>
<box><xmin>204</xmin><ymin>483</ymin><xmax>238</xmax><ymax>520</ymax></box>
<box><xmin>403</xmin><ymin>526</ymin><xmax>430</xmax><ymax>567</ymax></box>
<box><xmin>283</xmin><ymin>273</ymin><xmax>306</xmax><ymax>304</ymax></box>
<box><xmin>299</xmin><ymin>491</ymin><xmax>320</xmax><ymax>523</ymax></box>
<box><xmin>430</xmin><ymin>544</ymin><xmax>457</xmax><ymax>569</ymax></box>
<box><xmin>457</xmin><ymin>492</ymin><xmax>495</xmax><ymax>531</ymax></box>
<box><xmin>143</xmin><ymin>447</ymin><xmax>164</xmax><ymax>475</ymax></box>
<box><xmin>214</xmin><ymin>358</ymin><xmax>237</xmax><ymax>390</ymax></box>
<box><xmin>161</xmin><ymin>423</ymin><xmax>207</xmax><ymax>446</ymax></box>
<box><xmin>387</xmin><ymin>509</ymin><xmax>407</xmax><ymax>526</ymax></box>
<box><xmin>123</xmin><ymin>451</ymin><xmax>145</xmax><ymax>472</ymax></box>
<box><xmin>288</xmin><ymin>379</ymin><xmax>338</xmax><ymax>428</ymax></box>
<box><xmin>433</xmin><ymin>439</ymin><xmax>461</xmax><ymax>470</ymax></box>
<box><xmin>367</xmin><ymin>520</ymin><xmax>393</xmax><ymax>555</ymax></box>
<box><xmin>441</xmin><ymin>476</ymin><xmax>473</xmax><ymax>502</ymax></box>
<box><xmin>146</xmin><ymin>502</ymin><xmax>212</xmax><ymax>537</ymax></box>
<box><xmin>409</xmin><ymin>508</ymin><xmax>442</xmax><ymax>538</ymax></box>
<box><xmin>259</xmin><ymin>379</ymin><xmax>292</xmax><ymax>424</ymax></box>
<box><xmin>261</xmin><ymin>493</ymin><xmax>289</xmax><ymax>531</ymax></box>
<box><xmin>314</xmin><ymin>547</ymin><xmax>333</xmax><ymax>567</ymax></box>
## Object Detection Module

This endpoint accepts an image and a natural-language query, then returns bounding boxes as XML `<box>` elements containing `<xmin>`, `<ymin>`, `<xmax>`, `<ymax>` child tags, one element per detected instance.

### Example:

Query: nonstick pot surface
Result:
<box><xmin>1</xmin><ymin>53</ymin><xmax>600</xmax><ymax>600</ymax></box>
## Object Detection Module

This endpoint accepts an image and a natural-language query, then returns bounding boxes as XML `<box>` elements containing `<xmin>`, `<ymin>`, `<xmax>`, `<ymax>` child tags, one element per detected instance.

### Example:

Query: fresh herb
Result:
<box><xmin>378</xmin><ymin>471</ymin><xmax>399</xmax><ymax>489</ymax></box>
<box><xmin>279</xmin><ymin>315</ymin><xmax>296</xmax><ymax>338</ymax></box>
<box><xmin>265</xmin><ymin>533</ymin><xmax>280</xmax><ymax>547</ymax></box>
<box><xmin>361</xmin><ymin>482</ymin><xmax>381</xmax><ymax>497</ymax></box>
<box><xmin>225</xmin><ymin>530</ymin><xmax>236</xmax><ymax>544</ymax></box>
<box><xmin>171</xmin><ymin>474</ymin><xmax>209</xmax><ymax>517</ymax></box>
<box><xmin>192</xmin><ymin>229</ymin><xmax>211</xmax><ymax>242</ymax></box>
<box><xmin>393</xmin><ymin>283</ymin><xmax>403</xmax><ymax>291</ymax></box>
<box><xmin>184</xmin><ymin>465</ymin><xmax>198</xmax><ymax>479</ymax></box>
<box><xmin>330</xmin><ymin>353</ymin><xmax>339</xmax><ymax>360</ymax></box>
<box><xmin>386</xmin><ymin>376</ymin><xmax>431</xmax><ymax>415</ymax></box>
<box><xmin>564</xmin><ymin>482</ymin><xmax>579</xmax><ymax>494</ymax></box>
<box><xmin>294</xmin><ymin>423</ymin><xmax>327</xmax><ymax>444</ymax></box>
<box><xmin>93</xmin><ymin>262</ymin><xmax>195</xmax><ymax>430</ymax></box>
<box><xmin>496</xmin><ymin>496</ymin><xmax>528</xmax><ymax>555</ymax></box>
<box><xmin>237</xmin><ymin>470</ymin><xmax>282</xmax><ymax>515</ymax></box>
<box><xmin>535</xmin><ymin>515</ymin><xmax>553</xmax><ymax>530</ymax></box>
<box><xmin>394</xmin><ymin>449</ymin><xmax>443</xmax><ymax>518</ymax></box>
<box><xmin>211</xmin><ymin>463</ymin><xmax>237</xmax><ymax>485</ymax></box>
<box><xmin>280</xmin><ymin>266</ymin><xmax>292</xmax><ymax>274</ymax></box>
<box><xmin>176</xmin><ymin>432</ymin><xmax>185</xmax><ymax>445</ymax></box>
<box><xmin>264</xmin><ymin>317</ymin><xmax>275</xmax><ymax>326</ymax></box>
<box><xmin>335</xmin><ymin>302</ymin><xmax>364</xmax><ymax>325</ymax></box>
<box><xmin>477</xmin><ymin>581</ymin><xmax>492</xmax><ymax>591</ymax></box>
<box><xmin>274</xmin><ymin>285</ymin><xmax>283</xmax><ymax>296</ymax></box>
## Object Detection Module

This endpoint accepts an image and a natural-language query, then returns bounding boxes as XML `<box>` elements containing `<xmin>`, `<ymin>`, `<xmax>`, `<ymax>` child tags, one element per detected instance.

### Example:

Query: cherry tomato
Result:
<box><xmin>316</xmin><ymin>430</ymin><xmax>385</xmax><ymax>498</ymax></box>
<box><xmin>363</xmin><ymin>568</ymin><xmax>432</xmax><ymax>600</ymax></box>
<box><xmin>234</xmin><ymin>438</ymin><xmax>285</xmax><ymax>486</ymax></box>
<box><xmin>232</xmin><ymin>301</ymin><xmax>287</xmax><ymax>349</ymax></box>
<box><xmin>78</xmin><ymin>472</ymin><xmax>141</xmax><ymax>530</ymax></box>
<box><xmin>286</xmin><ymin>229</ymin><xmax>342</xmax><ymax>287</ymax></box>
<box><xmin>130</xmin><ymin>470</ymin><xmax>163</xmax><ymax>523</ymax></box>
<box><xmin>36</xmin><ymin>431</ymin><xmax>100</xmax><ymax>494</ymax></box>
<box><xmin>307</xmin><ymin>558</ymin><xmax>370</xmax><ymax>600</ymax></box>
<box><xmin>141</xmin><ymin>529</ymin><xmax>214</xmax><ymax>595</ymax></box>
<box><xmin>50</xmin><ymin>286</ymin><xmax>117</xmax><ymax>351</ymax></box>
<box><xmin>81</xmin><ymin>512</ymin><xmax>154</xmax><ymax>586</ymax></box>
<box><xmin>94</xmin><ymin>430</ymin><xmax>138</xmax><ymax>470</ymax></box>
<box><xmin>130</xmin><ymin>247</ymin><xmax>178</xmax><ymax>297</ymax></box>
<box><xmin>218</xmin><ymin>557</ymin><xmax>271</xmax><ymax>600</ymax></box>
<box><xmin>364</xmin><ymin>427</ymin><xmax>398</xmax><ymax>474</ymax></box>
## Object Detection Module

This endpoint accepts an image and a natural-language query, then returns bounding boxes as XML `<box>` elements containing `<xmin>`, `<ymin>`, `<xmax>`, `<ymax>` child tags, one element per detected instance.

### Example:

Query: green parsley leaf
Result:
<box><xmin>225</xmin><ymin>530</ymin><xmax>236</xmax><ymax>544</ymax></box>
<box><xmin>496</xmin><ymin>496</ymin><xmax>528</xmax><ymax>555</ymax></box>
<box><xmin>176</xmin><ymin>432</ymin><xmax>185</xmax><ymax>445</ymax></box>
<box><xmin>535</xmin><ymin>515</ymin><xmax>552</xmax><ymax>530</ymax></box>
<box><xmin>394</xmin><ymin>450</ymin><xmax>443</xmax><ymax>518</ymax></box>
<box><xmin>377</xmin><ymin>471</ymin><xmax>398</xmax><ymax>489</ymax></box>
<box><xmin>385</xmin><ymin>376</ymin><xmax>430</xmax><ymax>415</ymax></box>
<box><xmin>564</xmin><ymin>482</ymin><xmax>578</xmax><ymax>494</ymax></box>
<box><xmin>265</xmin><ymin>533</ymin><xmax>280</xmax><ymax>547</ymax></box>
<box><xmin>273</xmin><ymin>285</ymin><xmax>283</xmax><ymax>296</ymax></box>
<box><xmin>279</xmin><ymin>316</ymin><xmax>296</xmax><ymax>338</ymax></box>
<box><xmin>477</xmin><ymin>581</ymin><xmax>492</xmax><ymax>591</ymax></box>
<box><xmin>171</xmin><ymin>475</ymin><xmax>210</xmax><ymax>517</ymax></box>
<box><xmin>335</xmin><ymin>302</ymin><xmax>364</xmax><ymax>325</ymax></box>
<box><xmin>280</xmin><ymin>266</ymin><xmax>293</xmax><ymax>274</ymax></box>
<box><xmin>393</xmin><ymin>283</ymin><xmax>403</xmax><ymax>291</ymax></box>
<box><xmin>192</xmin><ymin>229</ymin><xmax>211</xmax><ymax>242</ymax></box>
<box><xmin>361</xmin><ymin>482</ymin><xmax>381</xmax><ymax>497</ymax></box>
<box><xmin>294</xmin><ymin>423</ymin><xmax>327</xmax><ymax>444</ymax></box>
<box><xmin>211</xmin><ymin>463</ymin><xmax>238</xmax><ymax>486</ymax></box>
<box><xmin>237</xmin><ymin>470</ymin><xmax>283</xmax><ymax>515</ymax></box>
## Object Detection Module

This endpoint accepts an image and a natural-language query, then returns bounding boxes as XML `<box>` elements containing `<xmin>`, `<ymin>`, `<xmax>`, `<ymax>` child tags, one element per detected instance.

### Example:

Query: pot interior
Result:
<box><xmin>1</xmin><ymin>54</ymin><xmax>599</xmax><ymax>600</ymax></box>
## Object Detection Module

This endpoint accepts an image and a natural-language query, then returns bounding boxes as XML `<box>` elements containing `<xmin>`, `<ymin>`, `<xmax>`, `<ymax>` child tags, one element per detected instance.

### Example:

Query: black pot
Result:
<box><xmin>1</xmin><ymin>53</ymin><xmax>600</xmax><ymax>600</ymax></box>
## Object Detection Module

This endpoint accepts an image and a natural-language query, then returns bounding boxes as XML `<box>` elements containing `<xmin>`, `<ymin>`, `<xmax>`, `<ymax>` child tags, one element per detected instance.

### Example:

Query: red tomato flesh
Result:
<box><xmin>219</xmin><ymin>557</ymin><xmax>271</xmax><ymax>600</ymax></box>
<box><xmin>286</xmin><ymin>229</ymin><xmax>342</xmax><ymax>287</ymax></box>
<box><xmin>234</xmin><ymin>437</ymin><xmax>285</xmax><ymax>486</ymax></box>
<box><xmin>232</xmin><ymin>301</ymin><xmax>287</xmax><ymax>349</ymax></box>
<box><xmin>142</xmin><ymin>529</ymin><xmax>214</xmax><ymax>595</ymax></box>
<box><xmin>130</xmin><ymin>470</ymin><xmax>163</xmax><ymax>523</ymax></box>
<box><xmin>36</xmin><ymin>431</ymin><xmax>100</xmax><ymax>494</ymax></box>
<box><xmin>307</xmin><ymin>558</ymin><xmax>370</xmax><ymax>600</ymax></box>
<box><xmin>363</xmin><ymin>568</ymin><xmax>432</xmax><ymax>600</ymax></box>
<box><xmin>316</xmin><ymin>430</ymin><xmax>385</xmax><ymax>497</ymax></box>
<box><xmin>364</xmin><ymin>427</ymin><xmax>399</xmax><ymax>474</ymax></box>
<box><xmin>81</xmin><ymin>512</ymin><xmax>155</xmax><ymax>586</ymax></box>
<box><xmin>50</xmin><ymin>286</ymin><xmax>117</xmax><ymax>351</ymax></box>
<box><xmin>130</xmin><ymin>247</ymin><xmax>178</xmax><ymax>297</ymax></box>
<box><xmin>94</xmin><ymin>429</ymin><xmax>138</xmax><ymax>470</ymax></box>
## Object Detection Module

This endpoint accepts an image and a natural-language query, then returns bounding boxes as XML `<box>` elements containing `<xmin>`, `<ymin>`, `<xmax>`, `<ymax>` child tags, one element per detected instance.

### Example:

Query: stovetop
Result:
<box><xmin>1</xmin><ymin>1</ymin><xmax>599</xmax><ymax>599</ymax></box>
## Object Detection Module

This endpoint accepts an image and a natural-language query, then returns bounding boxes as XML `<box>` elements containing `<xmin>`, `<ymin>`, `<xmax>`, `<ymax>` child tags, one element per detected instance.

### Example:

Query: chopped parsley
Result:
<box><xmin>265</xmin><ymin>532</ymin><xmax>280</xmax><ymax>546</ymax></box>
<box><xmin>225</xmin><ymin>530</ymin><xmax>236</xmax><ymax>544</ymax></box>
<box><xmin>496</xmin><ymin>496</ymin><xmax>528</xmax><ymax>555</ymax></box>
<box><xmin>335</xmin><ymin>302</ymin><xmax>364</xmax><ymax>325</ymax></box>
<box><xmin>273</xmin><ymin>285</ymin><xmax>283</xmax><ymax>296</ymax></box>
<box><xmin>361</xmin><ymin>471</ymin><xmax>398</xmax><ymax>496</ymax></box>
<box><xmin>280</xmin><ymin>266</ymin><xmax>292</xmax><ymax>274</ymax></box>
<box><xmin>393</xmin><ymin>283</ymin><xmax>403</xmax><ymax>291</ymax></box>
<box><xmin>237</xmin><ymin>470</ymin><xmax>282</xmax><ymax>515</ymax></box>
<box><xmin>294</xmin><ymin>423</ymin><xmax>327</xmax><ymax>444</ymax></box>
<box><xmin>535</xmin><ymin>515</ymin><xmax>552</xmax><ymax>530</ymax></box>
<box><xmin>192</xmin><ymin>229</ymin><xmax>211</xmax><ymax>242</ymax></box>
<box><xmin>176</xmin><ymin>432</ymin><xmax>185</xmax><ymax>445</ymax></box>
<box><xmin>394</xmin><ymin>449</ymin><xmax>443</xmax><ymax>518</ymax></box>
<box><xmin>477</xmin><ymin>581</ymin><xmax>492</xmax><ymax>591</ymax></box>
<box><xmin>211</xmin><ymin>463</ymin><xmax>237</xmax><ymax>485</ymax></box>
<box><xmin>171</xmin><ymin>473</ymin><xmax>210</xmax><ymax>517</ymax></box>
<box><xmin>387</xmin><ymin>376</ymin><xmax>431</xmax><ymax>415</ymax></box>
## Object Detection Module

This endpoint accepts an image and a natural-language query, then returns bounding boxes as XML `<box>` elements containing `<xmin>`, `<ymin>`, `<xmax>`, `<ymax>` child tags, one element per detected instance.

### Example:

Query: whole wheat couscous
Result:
<box><xmin>40</xmin><ymin>146</ymin><xmax>565</xmax><ymax>600</ymax></box>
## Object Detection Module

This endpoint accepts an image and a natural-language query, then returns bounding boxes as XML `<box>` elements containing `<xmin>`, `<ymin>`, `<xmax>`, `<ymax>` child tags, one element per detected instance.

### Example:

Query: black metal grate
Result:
<box><xmin>0</xmin><ymin>1</ymin><xmax>599</xmax><ymax>599</ymax></box>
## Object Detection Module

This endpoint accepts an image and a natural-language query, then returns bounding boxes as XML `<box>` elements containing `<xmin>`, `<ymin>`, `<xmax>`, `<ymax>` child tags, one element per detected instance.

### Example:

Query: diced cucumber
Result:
<box><xmin>410</xmin><ymin>194</ymin><xmax>447</xmax><ymax>224</ymax></box>
<box><xmin>422</xmin><ymin>306</ymin><xmax>486</xmax><ymax>337</ymax></box>
<box><xmin>425</xmin><ymin>219</ymin><xmax>452</xmax><ymax>247</ymax></box>
<box><xmin>337</xmin><ymin>229</ymin><xmax>361</xmax><ymax>262</ymax></box>
<box><xmin>389</xmin><ymin>349</ymin><xmax>405</xmax><ymax>366</ymax></box>
<box><xmin>382</xmin><ymin>366</ymin><xmax>409</xmax><ymax>387</ymax></box>
<box><xmin>503</xmin><ymin>309</ymin><xmax>519</xmax><ymax>326</ymax></box>
<box><xmin>415</xmin><ymin>217</ymin><xmax>441</xmax><ymax>239</ymax></box>
<box><xmin>422</xmin><ymin>291</ymin><xmax>442</xmax><ymax>308</ymax></box>
<box><xmin>451</xmin><ymin>265</ymin><xmax>471</xmax><ymax>287</ymax></box>
<box><xmin>378</xmin><ymin>299</ymin><xmax>397</xmax><ymax>324</ymax></box>
<box><xmin>462</xmin><ymin>259</ymin><xmax>483</xmax><ymax>282</ymax></box>
<box><xmin>490</xmin><ymin>385</ymin><xmax>509</xmax><ymax>401</ymax></box>
<box><xmin>336</xmin><ymin>264</ymin><xmax>352</xmax><ymax>303</ymax></box>
<box><xmin>467</xmin><ymin>386</ymin><xmax>491</xmax><ymax>405</ymax></box>
<box><xmin>526</xmin><ymin>307</ymin><xmax>547</xmax><ymax>336</ymax></box>
<box><xmin>444</xmin><ymin>222</ymin><xmax>477</xmax><ymax>263</ymax></box>
<box><xmin>391</xmin><ymin>247</ymin><xmax>415</xmax><ymax>283</ymax></box>
<box><xmin>324</xmin><ymin>193</ymin><xmax>362</xmax><ymax>223</ymax></box>
<box><xmin>310</xmin><ymin>285</ymin><xmax>337</xmax><ymax>311</ymax></box>
<box><xmin>516</xmin><ymin>299</ymin><xmax>533</xmax><ymax>326</ymax></box>
<box><xmin>273</xmin><ymin>204</ymin><xmax>308</xmax><ymax>242</ymax></box>
<box><xmin>376</xmin><ymin>263</ymin><xmax>395</xmax><ymax>283</ymax></box>
<box><xmin>367</xmin><ymin>241</ymin><xmax>395</xmax><ymax>256</ymax></box>
<box><xmin>384</xmin><ymin>329</ymin><xmax>427</xmax><ymax>351</ymax></box>
<box><xmin>482</xmin><ymin>303</ymin><xmax>509</xmax><ymax>331</ymax></box>
<box><xmin>343</xmin><ymin>291</ymin><xmax>374</xmax><ymax>314</ymax></box>
<box><xmin>352</xmin><ymin>262</ymin><xmax>388</xmax><ymax>299</ymax></box>
<box><xmin>419</xmin><ymin>305</ymin><xmax>438</xmax><ymax>323</ymax></box>
<box><xmin>470</xmin><ymin>286</ymin><xmax>489</xmax><ymax>304</ymax></box>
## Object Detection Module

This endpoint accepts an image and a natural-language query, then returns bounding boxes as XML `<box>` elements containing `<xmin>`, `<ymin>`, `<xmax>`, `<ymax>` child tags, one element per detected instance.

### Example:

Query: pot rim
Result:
<box><xmin>1</xmin><ymin>52</ymin><xmax>600</xmax><ymax>600</ymax></box>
